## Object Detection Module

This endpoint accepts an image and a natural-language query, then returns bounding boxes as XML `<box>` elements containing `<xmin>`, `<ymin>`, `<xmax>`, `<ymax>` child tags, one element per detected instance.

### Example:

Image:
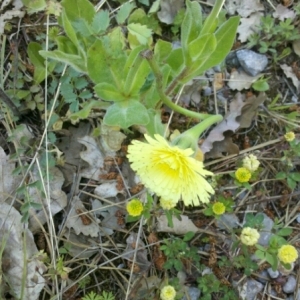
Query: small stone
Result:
<box><xmin>283</xmin><ymin>276</ymin><xmax>297</xmax><ymax>294</ymax></box>
<box><xmin>267</xmin><ymin>267</ymin><xmax>279</xmax><ymax>279</ymax></box>
<box><xmin>246</xmin><ymin>279</ymin><xmax>264</xmax><ymax>300</ymax></box>
<box><xmin>296</xmin><ymin>213</ymin><xmax>300</xmax><ymax>223</ymax></box>
<box><xmin>296</xmin><ymin>288</ymin><xmax>300</xmax><ymax>300</ymax></box>
<box><xmin>256</xmin><ymin>270</ymin><xmax>269</xmax><ymax>284</ymax></box>
<box><xmin>182</xmin><ymin>287</ymin><xmax>201</xmax><ymax>300</ymax></box>
<box><xmin>216</xmin><ymin>213</ymin><xmax>239</xmax><ymax>231</ymax></box>
<box><xmin>258</xmin><ymin>214</ymin><xmax>274</xmax><ymax>246</ymax></box>
<box><xmin>236</xmin><ymin>50</ymin><xmax>268</xmax><ymax>76</ymax></box>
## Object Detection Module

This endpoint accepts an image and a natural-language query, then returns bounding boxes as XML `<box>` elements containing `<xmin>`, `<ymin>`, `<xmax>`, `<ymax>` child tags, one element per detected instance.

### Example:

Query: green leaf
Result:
<box><xmin>27</xmin><ymin>42</ymin><xmax>46</xmax><ymax>83</ymax></box>
<box><xmin>252</xmin><ymin>78</ymin><xmax>270</xmax><ymax>91</ymax></box>
<box><xmin>254</xmin><ymin>249</ymin><xmax>265</xmax><ymax>260</ymax></box>
<box><xmin>61</xmin><ymin>10</ymin><xmax>81</xmax><ymax>50</ymax></box>
<box><xmin>276</xmin><ymin>171</ymin><xmax>287</xmax><ymax>179</ymax></box>
<box><xmin>289</xmin><ymin>172</ymin><xmax>300</xmax><ymax>182</ymax></box>
<box><xmin>39</xmin><ymin>50</ymin><xmax>86</xmax><ymax>73</ymax></box>
<box><xmin>144</xmin><ymin>109</ymin><xmax>166</xmax><ymax>137</ymax></box>
<box><xmin>181</xmin><ymin>0</ymin><xmax>202</xmax><ymax>54</ymax></box>
<box><xmin>55</xmin><ymin>36</ymin><xmax>78</xmax><ymax>54</ymax></box>
<box><xmin>127</xmin><ymin>23</ymin><xmax>152</xmax><ymax>45</ymax></box>
<box><xmin>166</xmin><ymin>48</ymin><xmax>184</xmax><ymax>74</ymax></box>
<box><xmin>104</xmin><ymin>100</ymin><xmax>150</xmax><ymax>129</ymax></box>
<box><xmin>22</xmin><ymin>0</ymin><xmax>46</xmax><ymax>14</ymax></box>
<box><xmin>94</xmin><ymin>83</ymin><xmax>129</xmax><ymax>102</ymax></box>
<box><xmin>116</xmin><ymin>2</ymin><xmax>136</xmax><ymax>24</ymax></box>
<box><xmin>72</xmin><ymin>19</ymin><xmax>94</xmax><ymax>37</ymax></box>
<box><xmin>277</xmin><ymin>228</ymin><xmax>293</xmax><ymax>237</ymax></box>
<box><xmin>154</xmin><ymin>40</ymin><xmax>173</xmax><ymax>62</ymax></box>
<box><xmin>186</xmin><ymin>33</ymin><xmax>216</xmax><ymax>65</ymax></box>
<box><xmin>124</xmin><ymin>46</ymin><xmax>150</xmax><ymax>95</ymax></box>
<box><xmin>61</xmin><ymin>0</ymin><xmax>95</xmax><ymax>23</ymax></box>
<box><xmin>287</xmin><ymin>177</ymin><xmax>296</xmax><ymax>190</ymax></box>
<box><xmin>91</xmin><ymin>10</ymin><xmax>110</xmax><ymax>33</ymax></box>
<box><xmin>201</xmin><ymin>0</ymin><xmax>223</xmax><ymax>35</ymax></box>
<box><xmin>183</xmin><ymin>231</ymin><xmax>195</xmax><ymax>242</ymax></box>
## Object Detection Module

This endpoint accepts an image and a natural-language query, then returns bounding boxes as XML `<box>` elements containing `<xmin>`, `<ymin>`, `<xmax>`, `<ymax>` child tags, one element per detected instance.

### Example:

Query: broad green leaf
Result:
<box><xmin>116</xmin><ymin>2</ymin><xmax>136</xmax><ymax>24</ymax></box>
<box><xmin>124</xmin><ymin>46</ymin><xmax>150</xmax><ymax>95</ymax></box>
<box><xmin>201</xmin><ymin>0</ymin><xmax>224</xmax><ymax>35</ymax></box>
<box><xmin>289</xmin><ymin>172</ymin><xmax>300</xmax><ymax>182</ymax></box>
<box><xmin>166</xmin><ymin>48</ymin><xmax>184</xmax><ymax>75</ymax></box>
<box><xmin>22</xmin><ymin>0</ymin><xmax>46</xmax><ymax>14</ymax></box>
<box><xmin>183</xmin><ymin>231</ymin><xmax>195</xmax><ymax>242</ymax></box>
<box><xmin>181</xmin><ymin>0</ymin><xmax>202</xmax><ymax>54</ymax></box>
<box><xmin>252</xmin><ymin>79</ymin><xmax>270</xmax><ymax>91</ymax></box>
<box><xmin>55</xmin><ymin>36</ymin><xmax>78</xmax><ymax>54</ymax></box>
<box><xmin>94</xmin><ymin>83</ymin><xmax>129</xmax><ymax>102</ymax></box>
<box><xmin>61</xmin><ymin>0</ymin><xmax>95</xmax><ymax>23</ymax></box>
<box><xmin>104</xmin><ymin>100</ymin><xmax>150</xmax><ymax>128</ymax></box>
<box><xmin>92</xmin><ymin>10</ymin><xmax>110</xmax><ymax>33</ymax></box>
<box><xmin>287</xmin><ymin>177</ymin><xmax>296</xmax><ymax>190</ymax></box>
<box><xmin>108</xmin><ymin>27</ymin><xmax>126</xmax><ymax>54</ymax></box>
<box><xmin>39</xmin><ymin>50</ymin><xmax>86</xmax><ymax>73</ymax></box>
<box><xmin>186</xmin><ymin>33</ymin><xmax>216</xmax><ymax>65</ymax></box>
<box><xmin>276</xmin><ymin>171</ymin><xmax>286</xmax><ymax>179</ymax></box>
<box><xmin>144</xmin><ymin>109</ymin><xmax>166</xmax><ymax>137</ymax></box>
<box><xmin>73</xmin><ymin>19</ymin><xmax>94</xmax><ymax>37</ymax></box>
<box><xmin>277</xmin><ymin>228</ymin><xmax>293</xmax><ymax>237</ymax></box>
<box><xmin>68</xmin><ymin>100</ymin><xmax>110</xmax><ymax>123</ymax></box>
<box><xmin>183</xmin><ymin>16</ymin><xmax>239</xmax><ymax>81</ymax></box>
<box><xmin>127</xmin><ymin>23</ymin><xmax>152</xmax><ymax>45</ymax></box>
<box><xmin>61</xmin><ymin>10</ymin><xmax>80</xmax><ymax>50</ymax></box>
<box><xmin>254</xmin><ymin>250</ymin><xmax>265</xmax><ymax>260</ymax></box>
<box><xmin>154</xmin><ymin>40</ymin><xmax>172</xmax><ymax>62</ymax></box>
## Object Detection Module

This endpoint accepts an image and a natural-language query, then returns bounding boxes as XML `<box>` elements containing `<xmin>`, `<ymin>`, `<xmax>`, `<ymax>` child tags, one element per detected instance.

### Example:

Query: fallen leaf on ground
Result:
<box><xmin>280</xmin><ymin>64</ymin><xmax>300</xmax><ymax>92</ymax></box>
<box><xmin>101</xmin><ymin>124</ymin><xmax>126</xmax><ymax>152</ymax></box>
<box><xmin>157</xmin><ymin>215</ymin><xmax>199</xmax><ymax>235</ymax></box>
<box><xmin>273</xmin><ymin>4</ymin><xmax>296</xmax><ymax>20</ymax></box>
<box><xmin>0</xmin><ymin>203</ymin><xmax>46</xmax><ymax>300</ymax></box>
<box><xmin>157</xmin><ymin>0</ymin><xmax>184</xmax><ymax>24</ymax></box>
<box><xmin>293</xmin><ymin>39</ymin><xmax>300</xmax><ymax>57</ymax></box>
<box><xmin>236</xmin><ymin>0</ymin><xmax>264</xmax><ymax>18</ymax></box>
<box><xmin>237</xmin><ymin>12</ymin><xmax>263</xmax><ymax>42</ymax></box>
<box><xmin>228</xmin><ymin>69</ymin><xmax>261</xmax><ymax>91</ymax></box>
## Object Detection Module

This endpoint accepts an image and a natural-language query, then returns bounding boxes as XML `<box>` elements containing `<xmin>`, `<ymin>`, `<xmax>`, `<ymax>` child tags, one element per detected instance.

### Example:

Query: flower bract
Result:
<box><xmin>242</xmin><ymin>154</ymin><xmax>260</xmax><ymax>172</ymax></box>
<box><xmin>212</xmin><ymin>202</ymin><xmax>226</xmax><ymax>215</ymax></box>
<box><xmin>160</xmin><ymin>285</ymin><xmax>176</xmax><ymax>300</ymax></box>
<box><xmin>235</xmin><ymin>167</ymin><xmax>252</xmax><ymax>183</ymax></box>
<box><xmin>278</xmin><ymin>245</ymin><xmax>298</xmax><ymax>264</ymax></box>
<box><xmin>126</xmin><ymin>199</ymin><xmax>143</xmax><ymax>217</ymax></box>
<box><xmin>160</xmin><ymin>198</ymin><xmax>177</xmax><ymax>210</ymax></box>
<box><xmin>240</xmin><ymin>227</ymin><xmax>260</xmax><ymax>246</ymax></box>
<box><xmin>284</xmin><ymin>131</ymin><xmax>295</xmax><ymax>142</ymax></box>
<box><xmin>127</xmin><ymin>134</ymin><xmax>215</xmax><ymax>206</ymax></box>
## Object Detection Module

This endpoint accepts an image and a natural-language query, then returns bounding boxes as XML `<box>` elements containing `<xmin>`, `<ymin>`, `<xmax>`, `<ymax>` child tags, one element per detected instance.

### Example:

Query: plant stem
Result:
<box><xmin>142</xmin><ymin>50</ymin><xmax>211</xmax><ymax>120</ymax></box>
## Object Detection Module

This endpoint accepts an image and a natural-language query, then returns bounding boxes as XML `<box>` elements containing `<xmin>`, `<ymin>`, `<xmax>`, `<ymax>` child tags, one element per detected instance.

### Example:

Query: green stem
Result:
<box><xmin>142</xmin><ymin>50</ymin><xmax>211</xmax><ymax>120</ymax></box>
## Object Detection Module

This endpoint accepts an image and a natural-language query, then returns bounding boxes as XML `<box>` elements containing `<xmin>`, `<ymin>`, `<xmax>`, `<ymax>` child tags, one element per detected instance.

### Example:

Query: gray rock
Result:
<box><xmin>267</xmin><ymin>267</ymin><xmax>279</xmax><ymax>278</ymax></box>
<box><xmin>258</xmin><ymin>214</ymin><xmax>274</xmax><ymax>246</ymax></box>
<box><xmin>296</xmin><ymin>213</ymin><xmax>300</xmax><ymax>223</ymax></box>
<box><xmin>296</xmin><ymin>288</ymin><xmax>300</xmax><ymax>300</ymax></box>
<box><xmin>257</xmin><ymin>269</ymin><xmax>269</xmax><ymax>284</ymax></box>
<box><xmin>182</xmin><ymin>287</ymin><xmax>201</xmax><ymax>300</ymax></box>
<box><xmin>216</xmin><ymin>213</ymin><xmax>239</xmax><ymax>231</ymax></box>
<box><xmin>236</xmin><ymin>50</ymin><xmax>268</xmax><ymax>76</ymax></box>
<box><xmin>283</xmin><ymin>276</ymin><xmax>297</xmax><ymax>294</ymax></box>
<box><xmin>246</xmin><ymin>279</ymin><xmax>264</xmax><ymax>300</ymax></box>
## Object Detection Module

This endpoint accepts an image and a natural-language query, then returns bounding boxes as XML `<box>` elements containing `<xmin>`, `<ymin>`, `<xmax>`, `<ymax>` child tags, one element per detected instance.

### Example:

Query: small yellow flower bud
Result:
<box><xmin>284</xmin><ymin>131</ymin><xmax>295</xmax><ymax>142</ymax></box>
<box><xmin>126</xmin><ymin>199</ymin><xmax>143</xmax><ymax>217</ymax></box>
<box><xmin>278</xmin><ymin>245</ymin><xmax>298</xmax><ymax>264</ymax></box>
<box><xmin>160</xmin><ymin>285</ymin><xmax>176</xmax><ymax>300</ymax></box>
<box><xmin>235</xmin><ymin>167</ymin><xmax>252</xmax><ymax>183</ymax></box>
<box><xmin>212</xmin><ymin>202</ymin><xmax>226</xmax><ymax>215</ymax></box>
<box><xmin>240</xmin><ymin>227</ymin><xmax>260</xmax><ymax>246</ymax></box>
<box><xmin>242</xmin><ymin>154</ymin><xmax>260</xmax><ymax>172</ymax></box>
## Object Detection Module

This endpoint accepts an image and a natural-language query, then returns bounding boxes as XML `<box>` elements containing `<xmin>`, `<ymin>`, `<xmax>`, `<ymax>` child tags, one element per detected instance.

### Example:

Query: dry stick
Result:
<box><xmin>0</xmin><ymin>87</ymin><xmax>21</xmax><ymax>118</ymax></box>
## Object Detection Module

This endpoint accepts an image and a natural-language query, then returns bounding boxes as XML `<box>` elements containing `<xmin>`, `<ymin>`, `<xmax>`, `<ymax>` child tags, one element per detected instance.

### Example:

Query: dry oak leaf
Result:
<box><xmin>280</xmin><ymin>64</ymin><xmax>300</xmax><ymax>92</ymax></box>
<box><xmin>201</xmin><ymin>93</ymin><xmax>266</xmax><ymax>158</ymax></box>
<box><xmin>237</xmin><ymin>12</ymin><xmax>263</xmax><ymax>43</ymax></box>
<box><xmin>236</xmin><ymin>0</ymin><xmax>264</xmax><ymax>18</ymax></box>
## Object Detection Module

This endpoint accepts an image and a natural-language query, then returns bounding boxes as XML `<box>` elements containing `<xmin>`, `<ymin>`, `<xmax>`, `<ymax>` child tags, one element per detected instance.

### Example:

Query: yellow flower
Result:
<box><xmin>242</xmin><ymin>154</ymin><xmax>260</xmax><ymax>172</ymax></box>
<box><xmin>127</xmin><ymin>134</ymin><xmax>215</xmax><ymax>206</ymax></box>
<box><xmin>240</xmin><ymin>227</ymin><xmax>260</xmax><ymax>246</ymax></box>
<box><xmin>235</xmin><ymin>167</ymin><xmax>251</xmax><ymax>183</ymax></box>
<box><xmin>278</xmin><ymin>245</ymin><xmax>298</xmax><ymax>264</ymax></box>
<box><xmin>212</xmin><ymin>202</ymin><xmax>226</xmax><ymax>215</ymax></box>
<box><xmin>160</xmin><ymin>199</ymin><xmax>177</xmax><ymax>210</ymax></box>
<box><xmin>160</xmin><ymin>285</ymin><xmax>176</xmax><ymax>300</ymax></box>
<box><xmin>284</xmin><ymin>131</ymin><xmax>295</xmax><ymax>142</ymax></box>
<box><xmin>126</xmin><ymin>199</ymin><xmax>143</xmax><ymax>217</ymax></box>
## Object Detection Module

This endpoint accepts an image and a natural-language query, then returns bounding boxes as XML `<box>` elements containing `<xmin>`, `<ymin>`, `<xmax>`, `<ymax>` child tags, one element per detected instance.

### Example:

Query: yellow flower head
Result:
<box><xmin>284</xmin><ymin>131</ymin><xmax>295</xmax><ymax>142</ymax></box>
<box><xmin>235</xmin><ymin>167</ymin><xmax>252</xmax><ymax>183</ymax></box>
<box><xmin>240</xmin><ymin>227</ymin><xmax>260</xmax><ymax>246</ymax></box>
<box><xmin>160</xmin><ymin>285</ymin><xmax>176</xmax><ymax>300</ymax></box>
<box><xmin>160</xmin><ymin>198</ymin><xmax>177</xmax><ymax>210</ymax></box>
<box><xmin>127</xmin><ymin>134</ymin><xmax>215</xmax><ymax>206</ymax></box>
<box><xmin>278</xmin><ymin>245</ymin><xmax>298</xmax><ymax>264</ymax></box>
<box><xmin>126</xmin><ymin>199</ymin><xmax>143</xmax><ymax>217</ymax></box>
<box><xmin>212</xmin><ymin>202</ymin><xmax>226</xmax><ymax>215</ymax></box>
<box><xmin>242</xmin><ymin>154</ymin><xmax>260</xmax><ymax>172</ymax></box>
